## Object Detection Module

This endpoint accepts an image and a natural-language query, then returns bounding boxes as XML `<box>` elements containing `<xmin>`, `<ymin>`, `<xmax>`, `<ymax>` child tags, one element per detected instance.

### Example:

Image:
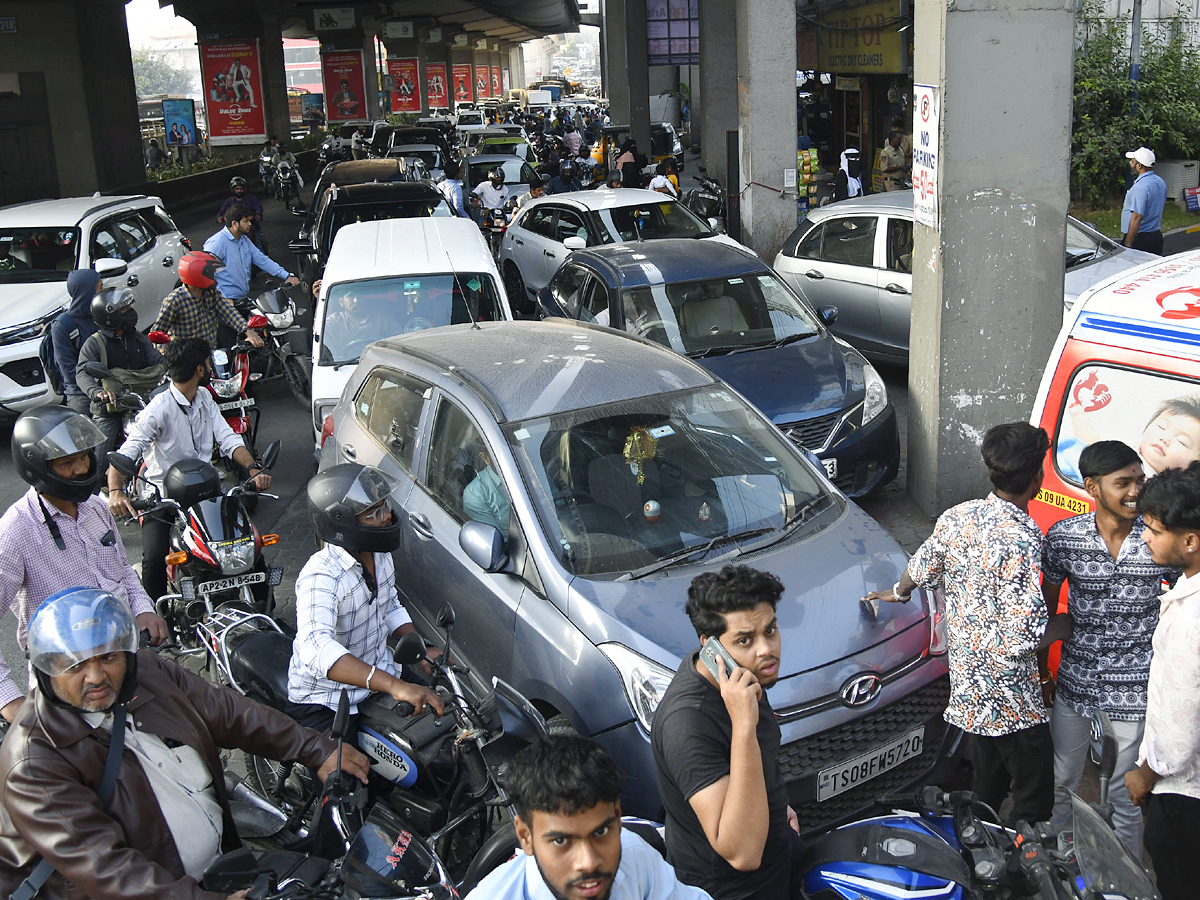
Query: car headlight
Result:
<box><xmin>213</xmin><ymin>538</ymin><xmax>255</xmax><ymax>575</ymax></box>
<box><xmin>926</xmin><ymin>588</ymin><xmax>948</xmax><ymax>655</ymax></box>
<box><xmin>863</xmin><ymin>362</ymin><xmax>888</xmax><ymax>425</ymax></box>
<box><xmin>599</xmin><ymin>643</ymin><xmax>675</xmax><ymax>734</ymax></box>
<box><xmin>0</xmin><ymin>308</ymin><xmax>62</xmax><ymax>347</ymax></box>
<box><xmin>212</xmin><ymin>375</ymin><xmax>242</xmax><ymax>399</ymax></box>
<box><xmin>265</xmin><ymin>306</ymin><xmax>295</xmax><ymax>329</ymax></box>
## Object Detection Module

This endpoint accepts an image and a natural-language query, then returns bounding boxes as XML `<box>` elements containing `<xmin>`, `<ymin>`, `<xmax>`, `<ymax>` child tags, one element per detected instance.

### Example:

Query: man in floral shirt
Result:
<box><xmin>865</xmin><ymin>423</ymin><xmax>1069</xmax><ymax>824</ymax></box>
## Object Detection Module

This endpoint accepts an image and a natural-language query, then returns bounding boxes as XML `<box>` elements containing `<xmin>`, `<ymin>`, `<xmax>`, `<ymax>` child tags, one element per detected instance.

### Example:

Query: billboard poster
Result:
<box><xmin>387</xmin><ymin>58</ymin><xmax>421</xmax><ymax>113</ymax></box>
<box><xmin>426</xmin><ymin>62</ymin><xmax>449</xmax><ymax>109</ymax></box>
<box><xmin>198</xmin><ymin>40</ymin><xmax>267</xmax><ymax>144</ymax></box>
<box><xmin>301</xmin><ymin>93</ymin><xmax>326</xmax><ymax>127</ymax></box>
<box><xmin>323</xmin><ymin>50</ymin><xmax>367</xmax><ymax>122</ymax></box>
<box><xmin>162</xmin><ymin>98</ymin><xmax>197</xmax><ymax>146</ymax></box>
<box><xmin>491</xmin><ymin>66</ymin><xmax>501</xmax><ymax>99</ymax></box>
<box><xmin>452</xmin><ymin>64</ymin><xmax>473</xmax><ymax>103</ymax></box>
<box><xmin>474</xmin><ymin>65</ymin><xmax>490</xmax><ymax>99</ymax></box>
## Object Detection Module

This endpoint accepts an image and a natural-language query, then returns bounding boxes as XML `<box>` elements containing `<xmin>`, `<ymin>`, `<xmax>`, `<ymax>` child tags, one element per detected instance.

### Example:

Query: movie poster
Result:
<box><xmin>426</xmin><ymin>62</ymin><xmax>449</xmax><ymax>109</ymax></box>
<box><xmin>475</xmin><ymin>65</ymin><xmax>491</xmax><ymax>99</ymax></box>
<box><xmin>452</xmin><ymin>64</ymin><xmax>473</xmax><ymax>103</ymax></box>
<box><xmin>301</xmin><ymin>93</ymin><xmax>326</xmax><ymax>127</ymax></box>
<box><xmin>162</xmin><ymin>98</ymin><xmax>197</xmax><ymax>146</ymax></box>
<box><xmin>198</xmin><ymin>40</ymin><xmax>266</xmax><ymax>144</ymax></box>
<box><xmin>387</xmin><ymin>58</ymin><xmax>421</xmax><ymax>113</ymax></box>
<box><xmin>322</xmin><ymin>50</ymin><xmax>367</xmax><ymax>122</ymax></box>
<box><xmin>491</xmin><ymin>66</ymin><xmax>502</xmax><ymax>99</ymax></box>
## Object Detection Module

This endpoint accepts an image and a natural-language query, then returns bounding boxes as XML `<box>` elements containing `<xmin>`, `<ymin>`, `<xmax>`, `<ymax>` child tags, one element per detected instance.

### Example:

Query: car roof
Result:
<box><xmin>0</xmin><ymin>194</ymin><xmax>160</xmax><ymax>227</ymax></box>
<box><xmin>321</xmin><ymin>159</ymin><xmax>406</xmax><ymax>185</ymax></box>
<box><xmin>803</xmin><ymin>190</ymin><xmax>913</xmax><ymax>220</ymax></box>
<box><xmin>366</xmin><ymin>319</ymin><xmax>717</xmax><ymax>423</ymax></box>
<box><xmin>326</xmin><ymin>181</ymin><xmax>440</xmax><ymax>203</ymax></box>
<box><xmin>522</xmin><ymin>188</ymin><xmax>679</xmax><ymax>212</ymax></box>
<box><xmin>468</xmin><ymin>154</ymin><xmax>526</xmax><ymax>166</ymax></box>
<box><xmin>570</xmin><ymin>239</ymin><xmax>767</xmax><ymax>288</ymax></box>
<box><xmin>322</xmin><ymin>218</ymin><xmax>497</xmax><ymax>287</ymax></box>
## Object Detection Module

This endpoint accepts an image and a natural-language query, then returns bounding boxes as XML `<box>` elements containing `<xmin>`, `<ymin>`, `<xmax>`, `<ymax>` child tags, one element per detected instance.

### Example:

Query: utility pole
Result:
<box><xmin>1130</xmin><ymin>0</ymin><xmax>1143</xmax><ymax>114</ymax></box>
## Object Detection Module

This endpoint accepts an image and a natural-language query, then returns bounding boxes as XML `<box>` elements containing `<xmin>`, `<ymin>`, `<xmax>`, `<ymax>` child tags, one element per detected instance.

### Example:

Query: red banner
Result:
<box><xmin>426</xmin><ymin>62</ymin><xmax>449</xmax><ymax>109</ymax></box>
<box><xmin>452</xmin><ymin>64</ymin><xmax>473</xmax><ymax>103</ymax></box>
<box><xmin>322</xmin><ymin>50</ymin><xmax>367</xmax><ymax>122</ymax></box>
<box><xmin>387</xmin><ymin>58</ymin><xmax>421</xmax><ymax>113</ymax></box>
<box><xmin>199</xmin><ymin>40</ymin><xmax>267</xmax><ymax>144</ymax></box>
<box><xmin>474</xmin><ymin>65</ymin><xmax>490</xmax><ymax>99</ymax></box>
<box><xmin>491</xmin><ymin>66</ymin><xmax>502</xmax><ymax>99</ymax></box>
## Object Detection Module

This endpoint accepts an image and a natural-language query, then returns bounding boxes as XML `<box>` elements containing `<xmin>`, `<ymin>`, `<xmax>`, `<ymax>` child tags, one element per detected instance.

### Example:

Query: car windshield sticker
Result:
<box><xmin>360</xmin><ymin>402</ymin><xmax>369</xmax><ymax>415</ymax></box>
<box><xmin>648</xmin><ymin>425</ymin><xmax>675</xmax><ymax>439</ymax></box>
<box><xmin>404</xmin><ymin>281</ymin><xmax>421</xmax><ymax>291</ymax></box>
<box><xmin>513</xmin><ymin>427</ymin><xmax>531</xmax><ymax>441</ymax></box>
<box><xmin>466</xmin><ymin>277</ymin><xmax>481</xmax><ymax>291</ymax></box>
<box><xmin>765</xmin><ymin>456</ymin><xmax>778</xmax><ymax>461</ymax></box>
<box><xmin>729</xmin><ymin>278</ymin><xmax>743</xmax><ymax>284</ymax></box>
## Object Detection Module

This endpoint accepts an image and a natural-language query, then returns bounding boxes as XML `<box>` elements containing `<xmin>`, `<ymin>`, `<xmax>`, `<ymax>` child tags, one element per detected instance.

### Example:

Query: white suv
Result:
<box><xmin>0</xmin><ymin>195</ymin><xmax>188</xmax><ymax>411</ymax></box>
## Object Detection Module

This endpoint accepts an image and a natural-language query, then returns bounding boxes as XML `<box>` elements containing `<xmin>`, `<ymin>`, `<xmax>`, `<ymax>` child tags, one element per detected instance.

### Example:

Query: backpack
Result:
<box><xmin>39</xmin><ymin>314</ymin><xmax>79</xmax><ymax>396</ymax></box>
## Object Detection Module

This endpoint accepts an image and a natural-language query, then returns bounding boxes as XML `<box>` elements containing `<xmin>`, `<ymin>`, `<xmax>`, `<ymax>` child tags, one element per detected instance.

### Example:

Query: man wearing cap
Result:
<box><xmin>1123</xmin><ymin>147</ymin><xmax>1168</xmax><ymax>255</ymax></box>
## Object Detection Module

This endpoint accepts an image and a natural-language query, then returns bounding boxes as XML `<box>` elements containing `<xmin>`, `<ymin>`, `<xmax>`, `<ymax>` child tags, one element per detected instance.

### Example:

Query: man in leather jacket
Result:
<box><xmin>0</xmin><ymin>588</ymin><xmax>371</xmax><ymax>900</ymax></box>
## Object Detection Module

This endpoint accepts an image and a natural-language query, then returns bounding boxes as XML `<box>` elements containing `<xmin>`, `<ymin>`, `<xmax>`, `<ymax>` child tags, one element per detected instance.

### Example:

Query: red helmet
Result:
<box><xmin>178</xmin><ymin>250</ymin><xmax>224</xmax><ymax>289</ymax></box>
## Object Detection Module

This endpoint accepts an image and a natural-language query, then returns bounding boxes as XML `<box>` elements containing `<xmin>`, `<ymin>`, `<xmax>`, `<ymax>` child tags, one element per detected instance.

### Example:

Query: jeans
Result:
<box><xmin>1145</xmin><ymin>791</ymin><xmax>1200</xmax><ymax>900</ymax></box>
<box><xmin>1050</xmin><ymin>703</ymin><xmax>1144</xmax><ymax>856</ymax></box>
<box><xmin>972</xmin><ymin>722</ymin><xmax>1055</xmax><ymax>825</ymax></box>
<box><xmin>92</xmin><ymin>413</ymin><xmax>124</xmax><ymax>465</ymax></box>
<box><xmin>65</xmin><ymin>392</ymin><xmax>90</xmax><ymax>415</ymax></box>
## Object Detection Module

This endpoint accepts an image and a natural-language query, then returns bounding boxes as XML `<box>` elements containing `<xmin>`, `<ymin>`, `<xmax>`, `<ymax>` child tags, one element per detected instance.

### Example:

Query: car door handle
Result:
<box><xmin>410</xmin><ymin>513</ymin><xmax>433</xmax><ymax>540</ymax></box>
<box><xmin>161</xmin><ymin>255</ymin><xmax>173</xmax><ymax>268</ymax></box>
<box><xmin>126</xmin><ymin>274</ymin><xmax>139</xmax><ymax>286</ymax></box>
<box><xmin>884</xmin><ymin>283</ymin><xmax>909</xmax><ymax>294</ymax></box>
<box><xmin>514</xmin><ymin>238</ymin><xmax>524</xmax><ymax>246</ymax></box>
<box><xmin>804</xmin><ymin>270</ymin><xmax>825</xmax><ymax>280</ymax></box>
<box><xmin>545</xmin><ymin>250</ymin><xmax>556</xmax><ymax>258</ymax></box>
<box><xmin>341</xmin><ymin>443</ymin><xmax>357</xmax><ymax>461</ymax></box>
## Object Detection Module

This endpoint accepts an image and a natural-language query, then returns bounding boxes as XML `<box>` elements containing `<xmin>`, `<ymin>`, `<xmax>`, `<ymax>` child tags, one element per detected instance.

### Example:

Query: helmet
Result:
<box><xmin>490</xmin><ymin>167</ymin><xmax>505</xmax><ymax>181</ymax></box>
<box><xmin>560</xmin><ymin>160</ymin><xmax>574</xmax><ymax>173</ymax></box>
<box><xmin>178</xmin><ymin>250</ymin><xmax>224</xmax><ymax>289</ymax></box>
<box><xmin>28</xmin><ymin>588</ymin><xmax>139</xmax><ymax>707</ymax></box>
<box><xmin>12</xmin><ymin>406</ymin><xmax>106</xmax><ymax>501</ymax></box>
<box><xmin>91</xmin><ymin>287</ymin><xmax>136</xmax><ymax>331</ymax></box>
<box><xmin>308</xmin><ymin>464</ymin><xmax>401</xmax><ymax>553</ymax></box>
<box><xmin>230</xmin><ymin>176</ymin><xmax>247</xmax><ymax>190</ymax></box>
<box><xmin>163</xmin><ymin>458</ymin><xmax>223</xmax><ymax>507</ymax></box>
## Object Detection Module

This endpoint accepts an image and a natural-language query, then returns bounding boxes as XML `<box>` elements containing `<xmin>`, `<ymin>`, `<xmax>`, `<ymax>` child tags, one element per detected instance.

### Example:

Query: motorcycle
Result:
<box><xmin>316</xmin><ymin>135</ymin><xmax>348</xmax><ymax>175</ymax></box>
<box><xmin>106</xmin><ymin>442</ymin><xmax>285</xmax><ymax>644</ymax></box>
<box><xmin>258</xmin><ymin>148</ymin><xmax>276</xmax><ymax>193</ymax></box>
<box><xmin>682</xmin><ymin>165</ymin><xmax>726</xmax><ymax>233</ymax></box>
<box><xmin>204</xmin><ymin>602</ymin><xmax>543</xmax><ymax>897</ymax></box>
<box><xmin>477</xmin><ymin>204</ymin><xmax>510</xmax><ymax>257</ymax></box>
<box><xmin>275</xmin><ymin>161</ymin><xmax>300</xmax><ymax>206</ymax></box>
<box><xmin>251</xmin><ymin>284</ymin><xmax>311</xmax><ymax>407</ymax></box>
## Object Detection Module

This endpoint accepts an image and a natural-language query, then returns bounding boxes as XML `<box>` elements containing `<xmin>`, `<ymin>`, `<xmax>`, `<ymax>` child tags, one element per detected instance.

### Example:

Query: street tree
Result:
<box><xmin>131</xmin><ymin>47</ymin><xmax>195</xmax><ymax>98</ymax></box>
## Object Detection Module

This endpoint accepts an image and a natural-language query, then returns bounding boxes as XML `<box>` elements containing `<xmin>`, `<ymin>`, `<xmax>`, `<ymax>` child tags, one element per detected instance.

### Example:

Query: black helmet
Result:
<box><xmin>230</xmin><ymin>176</ymin><xmax>247</xmax><ymax>190</ymax></box>
<box><xmin>12</xmin><ymin>406</ymin><xmax>106</xmax><ymax>502</ymax></box>
<box><xmin>489</xmin><ymin>167</ymin><xmax>505</xmax><ymax>181</ymax></box>
<box><xmin>560</xmin><ymin>159</ymin><xmax>574</xmax><ymax>173</ymax></box>
<box><xmin>91</xmin><ymin>287</ymin><xmax>136</xmax><ymax>331</ymax></box>
<box><xmin>163</xmin><ymin>458</ymin><xmax>222</xmax><ymax>507</ymax></box>
<box><xmin>308</xmin><ymin>464</ymin><xmax>401</xmax><ymax>553</ymax></box>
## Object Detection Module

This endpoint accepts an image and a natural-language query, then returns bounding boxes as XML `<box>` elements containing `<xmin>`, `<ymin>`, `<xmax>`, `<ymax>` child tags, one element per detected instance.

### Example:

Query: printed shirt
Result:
<box><xmin>463</xmin><ymin>829</ymin><xmax>715</xmax><ymax>900</ymax></box>
<box><xmin>907</xmin><ymin>493</ymin><xmax>1048</xmax><ymax>736</ymax></box>
<box><xmin>0</xmin><ymin>489</ymin><xmax>154</xmax><ymax>706</ymax></box>
<box><xmin>151</xmin><ymin>284</ymin><xmax>247</xmax><ymax>348</ymax></box>
<box><xmin>1139</xmin><ymin>570</ymin><xmax>1200</xmax><ymax>800</ymax></box>
<box><xmin>1042</xmin><ymin>514</ymin><xmax>1179</xmax><ymax>720</ymax></box>
<box><xmin>202</xmin><ymin>227</ymin><xmax>290</xmax><ymax>300</ymax></box>
<box><xmin>287</xmin><ymin>544</ymin><xmax>412</xmax><ymax>713</ymax></box>
<box><xmin>1122</xmin><ymin>170</ymin><xmax>1168</xmax><ymax>233</ymax></box>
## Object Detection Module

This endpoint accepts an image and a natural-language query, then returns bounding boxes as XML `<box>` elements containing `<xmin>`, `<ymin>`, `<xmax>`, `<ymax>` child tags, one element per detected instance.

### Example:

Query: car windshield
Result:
<box><xmin>1065</xmin><ymin>218</ymin><xmax>1118</xmax><ymax>269</ymax></box>
<box><xmin>390</xmin><ymin>147</ymin><xmax>443</xmax><ymax>169</ymax></box>
<box><xmin>505</xmin><ymin>385</ymin><xmax>841</xmax><ymax>577</ymax></box>
<box><xmin>326</xmin><ymin>198</ymin><xmax>452</xmax><ymax>248</ymax></box>
<box><xmin>591</xmin><ymin>201</ymin><xmax>713</xmax><ymax>242</ymax></box>
<box><xmin>0</xmin><ymin>228</ymin><xmax>81</xmax><ymax>282</ymax></box>
<box><xmin>618</xmin><ymin>271</ymin><xmax>820</xmax><ymax>357</ymax></box>
<box><xmin>467</xmin><ymin>159</ymin><xmax>534</xmax><ymax>187</ymax></box>
<box><xmin>319</xmin><ymin>273</ymin><xmax>504</xmax><ymax>366</ymax></box>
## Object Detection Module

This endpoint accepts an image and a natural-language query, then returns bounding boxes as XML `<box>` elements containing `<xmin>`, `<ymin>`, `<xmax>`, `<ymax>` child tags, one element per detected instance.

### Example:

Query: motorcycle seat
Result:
<box><xmin>228</xmin><ymin>629</ymin><xmax>293</xmax><ymax>710</ymax></box>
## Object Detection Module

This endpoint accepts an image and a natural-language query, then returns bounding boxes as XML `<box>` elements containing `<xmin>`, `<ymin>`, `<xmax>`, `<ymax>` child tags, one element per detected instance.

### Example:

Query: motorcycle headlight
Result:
<box><xmin>213</xmin><ymin>538</ymin><xmax>255</xmax><ymax>575</ymax></box>
<box><xmin>926</xmin><ymin>588</ymin><xmax>948</xmax><ymax>655</ymax></box>
<box><xmin>212</xmin><ymin>375</ymin><xmax>242</xmax><ymax>399</ymax></box>
<box><xmin>863</xmin><ymin>362</ymin><xmax>888</xmax><ymax>425</ymax></box>
<box><xmin>598</xmin><ymin>643</ymin><xmax>675</xmax><ymax>734</ymax></box>
<box><xmin>265</xmin><ymin>306</ymin><xmax>295</xmax><ymax>329</ymax></box>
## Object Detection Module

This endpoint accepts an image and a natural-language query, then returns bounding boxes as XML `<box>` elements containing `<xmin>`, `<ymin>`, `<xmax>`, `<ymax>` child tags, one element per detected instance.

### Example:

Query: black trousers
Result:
<box><xmin>1129</xmin><ymin>228</ymin><xmax>1164</xmax><ymax>255</ymax></box>
<box><xmin>1145</xmin><ymin>791</ymin><xmax>1200</xmax><ymax>900</ymax></box>
<box><xmin>141</xmin><ymin>509</ymin><xmax>172</xmax><ymax>602</ymax></box>
<box><xmin>971</xmin><ymin>722</ymin><xmax>1054</xmax><ymax>825</ymax></box>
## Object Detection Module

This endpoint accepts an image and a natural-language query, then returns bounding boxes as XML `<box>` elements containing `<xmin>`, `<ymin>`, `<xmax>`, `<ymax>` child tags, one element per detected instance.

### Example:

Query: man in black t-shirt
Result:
<box><xmin>651</xmin><ymin>565</ymin><xmax>803</xmax><ymax>900</ymax></box>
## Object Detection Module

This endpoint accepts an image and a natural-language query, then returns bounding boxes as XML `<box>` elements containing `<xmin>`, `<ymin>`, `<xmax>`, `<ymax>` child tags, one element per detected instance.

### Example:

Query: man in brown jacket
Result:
<box><xmin>0</xmin><ymin>588</ymin><xmax>370</xmax><ymax>900</ymax></box>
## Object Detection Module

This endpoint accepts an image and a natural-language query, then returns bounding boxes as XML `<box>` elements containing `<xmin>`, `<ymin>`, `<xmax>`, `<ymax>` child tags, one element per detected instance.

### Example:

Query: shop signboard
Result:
<box><xmin>388</xmin><ymin>58</ymin><xmax>421</xmax><ymax>112</ymax></box>
<box><xmin>426</xmin><ymin>62</ymin><xmax>449</xmax><ymax>109</ymax></box>
<box><xmin>912</xmin><ymin>83</ymin><xmax>940</xmax><ymax>229</ymax></box>
<box><xmin>323</xmin><ymin>50</ymin><xmax>366</xmax><ymax>121</ymax></box>
<box><xmin>452</xmin><ymin>64</ymin><xmax>473</xmax><ymax>103</ymax></box>
<box><xmin>199</xmin><ymin>40</ymin><xmax>266</xmax><ymax>144</ymax></box>
<box><xmin>816</xmin><ymin>0</ymin><xmax>903</xmax><ymax>75</ymax></box>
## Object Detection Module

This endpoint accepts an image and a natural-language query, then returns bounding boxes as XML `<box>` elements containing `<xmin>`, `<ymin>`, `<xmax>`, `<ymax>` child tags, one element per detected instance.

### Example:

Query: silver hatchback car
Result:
<box><xmin>319</xmin><ymin>319</ymin><xmax>958</xmax><ymax>833</ymax></box>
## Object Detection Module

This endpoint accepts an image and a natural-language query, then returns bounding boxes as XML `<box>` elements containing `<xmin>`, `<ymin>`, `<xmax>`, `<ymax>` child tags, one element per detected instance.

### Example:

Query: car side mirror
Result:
<box><xmin>288</xmin><ymin>239</ymin><xmax>315</xmax><ymax>254</ymax></box>
<box><xmin>393</xmin><ymin>631</ymin><xmax>427</xmax><ymax>666</ymax></box>
<box><xmin>290</xmin><ymin>207</ymin><xmax>307</xmax><ymax>218</ymax></box>
<box><xmin>563</xmin><ymin>236</ymin><xmax>586</xmax><ymax>251</ymax></box>
<box><xmin>818</xmin><ymin>305</ymin><xmax>838</xmax><ymax>326</ymax></box>
<box><xmin>459</xmin><ymin>521</ymin><xmax>508</xmax><ymax>573</ymax></box>
<box><xmin>707</xmin><ymin>217</ymin><xmax>722</xmax><ymax>231</ymax></box>
<box><xmin>94</xmin><ymin>258</ymin><xmax>128</xmax><ymax>279</ymax></box>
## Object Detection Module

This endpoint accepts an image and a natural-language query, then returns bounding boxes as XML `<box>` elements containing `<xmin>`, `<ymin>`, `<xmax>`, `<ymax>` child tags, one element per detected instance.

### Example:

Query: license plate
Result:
<box><xmin>218</xmin><ymin>397</ymin><xmax>256</xmax><ymax>412</ymax></box>
<box><xmin>197</xmin><ymin>571</ymin><xmax>266</xmax><ymax>594</ymax></box>
<box><xmin>822</xmin><ymin>457</ymin><xmax>838</xmax><ymax>478</ymax></box>
<box><xmin>816</xmin><ymin>727</ymin><xmax>924</xmax><ymax>802</ymax></box>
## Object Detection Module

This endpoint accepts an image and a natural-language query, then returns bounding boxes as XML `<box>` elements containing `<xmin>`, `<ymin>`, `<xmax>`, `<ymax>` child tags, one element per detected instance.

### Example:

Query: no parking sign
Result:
<box><xmin>913</xmin><ymin>84</ymin><xmax>940</xmax><ymax>229</ymax></box>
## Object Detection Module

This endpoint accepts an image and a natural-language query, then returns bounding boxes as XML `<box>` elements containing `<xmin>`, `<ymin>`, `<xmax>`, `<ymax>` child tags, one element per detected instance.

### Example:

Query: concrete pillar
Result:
<box><xmin>734</xmin><ymin>0</ymin><xmax>796</xmax><ymax>260</ymax></box>
<box><xmin>603</xmin><ymin>0</ymin><xmax>650</xmax><ymax>150</ymax></box>
<box><xmin>257</xmin><ymin>12</ymin><xmax>291</xmax><ymax>143</ymax></box>
<box><xmin>906</xmin><ymin>0</ymin><xmax>1074</xmax><ymax>514</ymax></box>
<box><xmin>698</xmin><ymin>0</ymin><xmax>737</xmax><ymax>184</ymax></box>
<box><xmin>362</xmin><ymin>32</ymin><xmax>381</xmax><ymax>121</ymax></box>
<box><xmin>77</xmin><ymin>0</ymin><xmax>145</xmax><ymax>192</ymax></box>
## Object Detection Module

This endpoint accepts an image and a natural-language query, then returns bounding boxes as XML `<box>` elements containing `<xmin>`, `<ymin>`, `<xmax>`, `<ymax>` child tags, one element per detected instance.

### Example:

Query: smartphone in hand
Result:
<box><xmin>699</xmin><ymin>636</ymin><xmax>739</xmax><ymax>681</ymax></box>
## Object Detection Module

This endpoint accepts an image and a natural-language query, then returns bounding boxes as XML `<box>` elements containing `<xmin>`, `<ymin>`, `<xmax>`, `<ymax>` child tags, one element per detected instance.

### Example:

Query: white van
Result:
<box><xmin>310</xmin><ymin>218</ymin><xmax>513</xmax><ymax>447</ymax></box>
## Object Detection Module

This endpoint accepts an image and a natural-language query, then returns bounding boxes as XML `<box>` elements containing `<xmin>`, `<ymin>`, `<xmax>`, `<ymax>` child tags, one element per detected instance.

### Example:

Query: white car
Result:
<box><xmin>496</xmin><ymin>188</ymin><xmax>745</xmax><ymax>312</ymax></box>
<box><xmin>0</xmin><ymin>195</ymin><xmax>188</xmax><ymax>411</ymax></box>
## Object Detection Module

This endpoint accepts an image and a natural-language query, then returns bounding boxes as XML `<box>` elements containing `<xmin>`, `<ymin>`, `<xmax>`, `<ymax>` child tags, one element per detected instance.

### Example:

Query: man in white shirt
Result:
<box><xmin>106</xmin><ymin>338</ymin><xmax>270</xmax><ymax>601</ymax></box>
<box><xmin>472</xmin><ymin>167</ymin><xmax>511</xmax><ymax>210</ymax></box>
<box><xmin>1126</xmin><ymin>462</ymin><xmax>1200</xmax><ymax>900</ymax></box>
<box><xmin>465</xmin><ymin>735</ymin><xmax>713</xmax><ymax>900</ymax></box>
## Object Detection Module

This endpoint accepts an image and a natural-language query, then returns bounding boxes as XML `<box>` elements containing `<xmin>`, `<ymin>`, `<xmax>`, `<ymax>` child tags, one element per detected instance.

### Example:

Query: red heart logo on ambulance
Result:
<box><xmin>1157</xmin><ymin>286</ymin><xmax>1200</xmax><ymax>319</ymax></box>
<box><xmin>1072</xmin><ymin>370</ymin><xmax>1112</xmax><ymax>412</ymax></box>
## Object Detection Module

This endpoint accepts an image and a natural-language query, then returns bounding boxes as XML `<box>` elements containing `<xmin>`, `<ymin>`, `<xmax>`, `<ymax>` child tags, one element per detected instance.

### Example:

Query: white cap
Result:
<box><xmin>1126</xmin><ymin>147</ymin><xmax>1156</xmax><ymax>167</ymax></box>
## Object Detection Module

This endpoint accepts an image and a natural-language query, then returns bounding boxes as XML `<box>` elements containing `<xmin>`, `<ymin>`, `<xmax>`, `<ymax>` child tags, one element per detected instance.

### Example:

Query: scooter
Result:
<box><xmin>682</xmin><ymin>165</ymin><xmax>726</xmax><ymax>233</ymax></box>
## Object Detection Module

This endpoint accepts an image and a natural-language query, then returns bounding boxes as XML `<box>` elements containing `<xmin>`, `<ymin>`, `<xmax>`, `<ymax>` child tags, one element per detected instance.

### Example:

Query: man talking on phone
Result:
<box><xmin>651</xmin><ymin>565</ymin><xmax>803</xmax><ymax>900</ymax></box>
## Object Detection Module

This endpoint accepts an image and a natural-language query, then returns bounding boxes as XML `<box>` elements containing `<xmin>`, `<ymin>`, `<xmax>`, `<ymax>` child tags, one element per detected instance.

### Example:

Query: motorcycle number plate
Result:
<box><xmin>218</xmin><ymin>398</ymin><xmax>257</xmax><ymax>412</ymax></box>
<box><xmin>197</xmin><ymin>571</ymin><xmax>266</xmax><ymax>594</ymax></box>
<box><xmin>816</xmin><ymin>727</ymin><xmax>924</xmax><ymax>802</ymax></box>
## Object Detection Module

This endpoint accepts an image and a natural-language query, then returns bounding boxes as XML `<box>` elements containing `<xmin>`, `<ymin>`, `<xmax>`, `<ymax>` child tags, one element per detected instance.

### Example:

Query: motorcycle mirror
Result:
<box><xmin>260</xmin><ymin>440</ymin><xmax>281</xmax><ymax>470</ymax></box>
<box><xmin>247</xmin><ymin>314</ymin><xmax>269</xmax><ymax>329</ymax></box>
<box><xmin>332</xmin><ymin>688</ymin><xmax>350</xmax><ymax>741</ymax></box>
<box><xmin>148</xmin><ymin>330</ymin><xmax>171</xmax><ymax>345</ymax></box>
<box><xmin>82</xmin><ymin>361</ymin><xmax>111</xmax><ymax>379</ymax></box>
<box><xmin>1096</xmin><ymin>710</ymin><xmax>1119</xmax><ymax>781</ymax></box>
<box><xmin>106</xmin><ymin>451</ymin><xmax>137</xmax><ymax>478</ymax></box>
<box><xmin>393</xmin><ymin>632</ymin><xmax>427</xmax><ymax>666</ymax></box>
<box><xmin>435</xmin><ymin>603</ymin><xmax>455</xmax><ymax>629</ymax></box>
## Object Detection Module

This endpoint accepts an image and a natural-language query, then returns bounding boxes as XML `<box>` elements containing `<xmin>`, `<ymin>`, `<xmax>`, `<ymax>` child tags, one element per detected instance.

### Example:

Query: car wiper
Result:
<box><xmin>620</xmin><ymin>526</ymin><xmax>777</xmax><ymax>581</ymax></box>
<box><xmin>781</xmin><ymin>493</ymin><xmax>834</xmax><ymax>530</ymax></box>
<box><xmin>725</xmin><ymin>332</ymin><xmax>815</xmax><ymax>355</ymax></box>
<box><xmin>691</xmin><ymin>344</ymin><xmax>740</xmax><ymax>358</ymax></box>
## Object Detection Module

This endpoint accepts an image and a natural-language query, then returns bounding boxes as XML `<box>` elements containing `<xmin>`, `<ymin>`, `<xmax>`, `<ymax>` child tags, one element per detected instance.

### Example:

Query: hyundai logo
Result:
<box><xmin>840</xmin><ymin>672</ymin><xmax>883</xmax><ymax>707</ymax></box>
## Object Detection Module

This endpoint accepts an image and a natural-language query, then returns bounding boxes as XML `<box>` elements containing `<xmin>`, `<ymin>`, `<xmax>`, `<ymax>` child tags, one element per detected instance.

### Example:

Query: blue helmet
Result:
<box><xmin>28</xmin><ymin>588</ymin><xmax>139</xmax><ymax>705</ymax></box>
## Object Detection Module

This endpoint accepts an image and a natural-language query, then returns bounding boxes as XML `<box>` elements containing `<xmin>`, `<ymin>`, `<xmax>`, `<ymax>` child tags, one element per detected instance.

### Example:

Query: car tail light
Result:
<box><xmin>320</xmin><ymin>414</ymin><xmax>335</xmax><ymax>448</ymax></box>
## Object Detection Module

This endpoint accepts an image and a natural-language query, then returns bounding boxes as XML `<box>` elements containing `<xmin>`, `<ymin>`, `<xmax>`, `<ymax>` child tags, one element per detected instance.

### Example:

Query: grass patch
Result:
<box><xmin>1070</xmin><ymin>201</ymin><xmax>1198</xmax><ymax>239</ymax></box>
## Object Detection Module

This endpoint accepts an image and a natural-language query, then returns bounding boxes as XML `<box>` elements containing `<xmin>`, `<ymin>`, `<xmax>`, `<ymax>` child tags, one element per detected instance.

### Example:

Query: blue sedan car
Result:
<box><xmin>536</xmin><ymin>239</ymin><xmax>900</xmax><ymax>496</ymax></box>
